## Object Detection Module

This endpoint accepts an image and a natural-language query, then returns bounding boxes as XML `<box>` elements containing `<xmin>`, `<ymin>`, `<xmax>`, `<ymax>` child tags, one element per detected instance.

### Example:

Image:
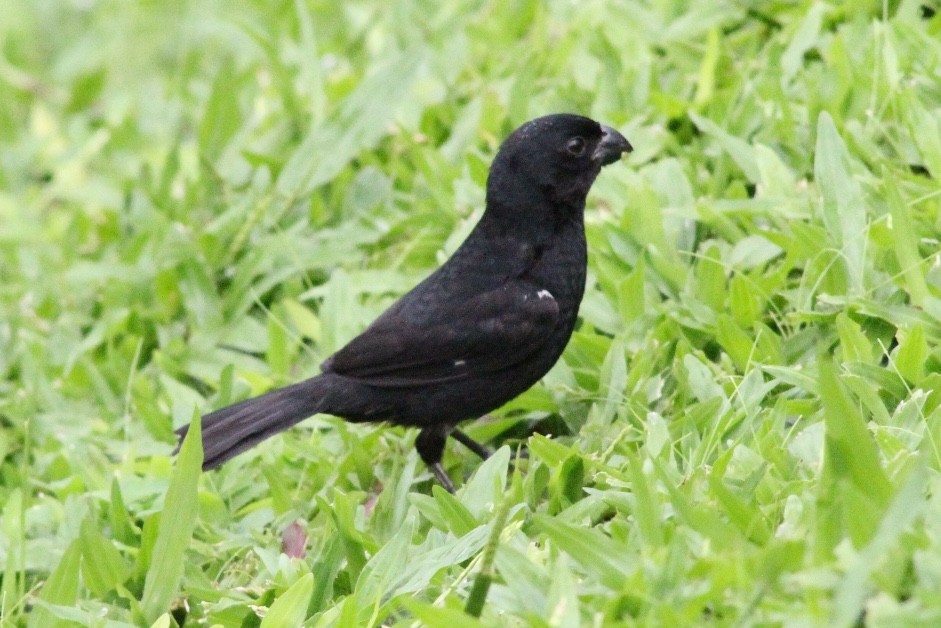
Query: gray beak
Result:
<box><xmin>592</xmin><ymin>125</ymin><xmax>633</xmax><ymax>166</ymax></box>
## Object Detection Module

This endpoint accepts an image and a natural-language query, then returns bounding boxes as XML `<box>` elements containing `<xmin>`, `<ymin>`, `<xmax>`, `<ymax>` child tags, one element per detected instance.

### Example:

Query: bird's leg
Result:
<box><xmin>415</xmin><ymin>426</ymin><xmax>456</xmax><ymax>493</ymax></box>
<box><xmin>450</xmin><ymin>428</ymin><xmax>491</xmax><ymax>461</ymax></box>
<box><xmin>430</xmin><ymin>462</ymin><xmax>456</xmax><ymax>494</ymax></box>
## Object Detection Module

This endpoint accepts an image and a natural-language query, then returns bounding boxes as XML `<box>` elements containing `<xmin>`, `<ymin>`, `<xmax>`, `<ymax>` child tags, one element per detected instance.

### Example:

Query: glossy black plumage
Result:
<box><xmin>176</xmin><ymin>114</ymin><xmax>632</xmax><ymax>490</ymax></box>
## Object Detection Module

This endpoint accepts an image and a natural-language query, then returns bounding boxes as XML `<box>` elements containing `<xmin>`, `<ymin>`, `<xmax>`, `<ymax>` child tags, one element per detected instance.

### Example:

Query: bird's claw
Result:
<box><xmin>431</xmin><ymin>463</ymin><xmax>456</xmax><ymax>494</ymax></box>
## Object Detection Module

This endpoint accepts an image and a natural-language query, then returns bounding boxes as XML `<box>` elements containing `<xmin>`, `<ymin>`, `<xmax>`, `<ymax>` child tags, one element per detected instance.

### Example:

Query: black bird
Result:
<box><xmin>176</xmin><ymin>114</ymin><xmax>632</xmax><ymax>491</ymax></box>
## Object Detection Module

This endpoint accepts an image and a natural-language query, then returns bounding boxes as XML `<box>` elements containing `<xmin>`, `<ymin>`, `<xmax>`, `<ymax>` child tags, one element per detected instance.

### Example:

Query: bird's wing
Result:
<box><xmin>321</xmin><ymin>280</ymin><xmax>560</xmax><ymax>387</ymax></box>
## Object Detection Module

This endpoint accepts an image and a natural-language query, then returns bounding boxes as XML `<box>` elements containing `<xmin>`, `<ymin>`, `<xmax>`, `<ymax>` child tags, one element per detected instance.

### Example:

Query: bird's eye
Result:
<box><xmin>566</xmin><ymin>137</ymin><xmax>586</xmax><ymax>156</ymax></box>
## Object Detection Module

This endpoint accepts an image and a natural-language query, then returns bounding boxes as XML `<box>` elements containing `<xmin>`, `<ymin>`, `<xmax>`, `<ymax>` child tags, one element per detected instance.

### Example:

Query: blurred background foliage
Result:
<box><xmin>2</xmin><ymin>0</ymin><xmax>941</xmax><ymax>625</ymax></box>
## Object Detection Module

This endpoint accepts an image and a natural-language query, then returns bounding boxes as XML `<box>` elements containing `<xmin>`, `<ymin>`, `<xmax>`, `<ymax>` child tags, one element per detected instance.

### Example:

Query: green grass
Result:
<box><xmin>2</xmin><ymin>0</ymin><xmax>941</xmax><ymax>625</ymax></box>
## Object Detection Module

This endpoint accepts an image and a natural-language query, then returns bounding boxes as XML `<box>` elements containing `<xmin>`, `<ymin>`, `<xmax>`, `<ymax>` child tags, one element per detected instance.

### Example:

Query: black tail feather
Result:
<box><xmin>176</xmin><ymin>376</ymin><xmax>330</xmax><ymax>470</ymax></box>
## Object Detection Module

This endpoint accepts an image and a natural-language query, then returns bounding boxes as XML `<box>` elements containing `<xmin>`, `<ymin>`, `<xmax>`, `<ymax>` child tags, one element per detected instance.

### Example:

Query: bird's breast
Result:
<box><xmin>520</xmin><ymin>226</ymin><xmax>587</xmax><ymax>321</ymax></box>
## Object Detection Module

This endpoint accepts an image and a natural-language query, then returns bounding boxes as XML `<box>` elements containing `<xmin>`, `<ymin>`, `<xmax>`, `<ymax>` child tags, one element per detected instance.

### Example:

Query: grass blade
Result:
<box><xmin>260</xmin><ymin>572</ymin><xmax>314</xmax><ymax>628</ymax></box>
<box><xmin>139</xmin><ymin>413</ymin><xmax>203</xmax><ymax>624</ymax></box>
<box><xmin>27</xmin><ymin>540</ymin><xmax>81</xmax><ymax>628</ymax></box>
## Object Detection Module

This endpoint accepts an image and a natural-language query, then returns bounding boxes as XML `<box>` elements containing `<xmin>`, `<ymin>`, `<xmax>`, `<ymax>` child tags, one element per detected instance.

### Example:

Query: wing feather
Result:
<box><xmin>321</xmin><ymin>281</ymin><xmax>559</xmax><ymax>387</ymax></box>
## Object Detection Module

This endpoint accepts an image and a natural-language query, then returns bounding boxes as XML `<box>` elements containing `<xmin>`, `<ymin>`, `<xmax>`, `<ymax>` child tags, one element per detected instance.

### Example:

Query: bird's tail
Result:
<box><xmin>176</xmin><ymin>376</ymin><xmax>330</xmax><ymax>470</ymax></box>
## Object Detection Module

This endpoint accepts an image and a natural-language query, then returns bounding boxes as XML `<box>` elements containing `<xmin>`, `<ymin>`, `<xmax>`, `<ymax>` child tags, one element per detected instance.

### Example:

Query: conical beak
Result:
<box><xmin>592</xmin><ymin>125</ymin><xmax>633</xmax><ymax>166</ymax></box>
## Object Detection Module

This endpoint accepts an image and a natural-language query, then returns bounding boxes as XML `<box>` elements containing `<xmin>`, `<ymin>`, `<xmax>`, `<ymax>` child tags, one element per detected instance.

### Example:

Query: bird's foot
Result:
<box><xmin>430</xmin><ymin>463</ymin><xmax>456</xmax><ymax>494</ymax></box>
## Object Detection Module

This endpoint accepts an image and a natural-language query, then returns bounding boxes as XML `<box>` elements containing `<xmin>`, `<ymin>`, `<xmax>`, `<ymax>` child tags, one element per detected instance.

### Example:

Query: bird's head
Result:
<box><xmin>485</xmin><ymin>114</ymin><xmax>632</xmax><ymax>219</ymax></box>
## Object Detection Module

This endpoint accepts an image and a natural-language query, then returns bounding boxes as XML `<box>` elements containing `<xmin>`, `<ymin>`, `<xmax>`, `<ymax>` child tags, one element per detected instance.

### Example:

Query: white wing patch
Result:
<box><xmin>537</xmin><ymin>289</ymin><xmax>553</xmax><ymax>300</ymax></box>
<box><xmin>453</xmin><ymin>359</ymin><xmax>466</xmax><ymax>367</ymax></box>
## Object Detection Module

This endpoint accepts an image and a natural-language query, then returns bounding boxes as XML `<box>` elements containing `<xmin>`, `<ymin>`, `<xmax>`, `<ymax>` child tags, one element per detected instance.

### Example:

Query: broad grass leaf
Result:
<box><xmin>781</xmin><ymin>3</ymin><xmax>827</xmax><ymax>80</ymax></box>
<box><xmin>198</xmin><ymin>58</ymin><xmax>241</xmax><ymax>160</ymax></box>
<box><xmin>320</xmin><ymin>490</ymin><xmax>369</xmax><ymax>581</ymax></box>
<box><xmin>134</xmin><ymin>512</ymin><xmax>160</xmax><ymax>583</ymax></box>
<box><xmin>282</xmin><ymin>299</ymin><xmax>321</xmax><ymax>343</ymax></box>
<box><xmin>652</xmin><ymin>459</ymin><xmax>736</xmax><ymax>546</ymax></box>
<box><xmin>715</xmin><ymin>315</ymin><xmax>753</xmax><ymax>371</ymax></box>
<box><xmin>28</xmin><ymin>540</ymin><xmax>81</xmax><ymax>628</ymax></box>
<box><xmin>432</xmin><ymin>485</ymin><xmax>479</xmax><ymax>536</ymax></box>
<box><xmin>276</xmin><ymin>50</ymin><xmax>425</xmax><ymax>198</ymax></box>
<box><xmin>409</xmin><ymin>493</ymin><xmax>450</xmax><ymax>531</ymax></box>
<box><xmin>754</xmin><ymin>144</ymin><xmax>798</xmax><ymax>198</ymax></box>
<box><xmin>816</xmin><ymin>355</ymin><xmax>893</xmax><ymax>555</ymax></box>
<box><xmin>841</xmin><ymin>374</ymin><xmax>892</xmax><ymax>425</ymax></box>
<box><xmin>260</xmin><ymin>572</ymin><xmax>314</xmax><ymax>628</ymax></box>
<box><xmin>597</xmin><ymin>336</ymin><xmax>628</xmax><ymax>424</ymax></box>
<box><xmin>109</xmin><ymin>478</ymin><xmax>137</xmax><ymax>545</ymax></box>
<box><xmin>688</xmin><ymin>112</ymin><xmax>759</xmax><ymax>182</ymax></box>
<box><xmin>814</xmin><ymin>112</ymin><xmax>866</xmax><ymax>293</ymax></box>
<box><xmin>729</xmin><ymin>274</ymin><xmax>763</xmax><ymax>326</ymax></box>
<box><xmin>266</xmin><ymin>303</ymin><xmax>292</xmax><ymax>379</ymax></box>
<box><xmin>149</xmin><ymin>614</ymin><xmax>172</xmax><ymax>628</ymax></box>
<box><xmin>292</xmin><ymin>0</ymin><xmax>326</xmax><ymax>119</ymax></box>
<box><xmin>534</xmin><ymin>515</ymin><xmax>631</xmax><ymax>590</ymax></box>
<box><xmin>309</xmin><ymin>536</ymin><xmax>345</xmax><ymax>614</ymax></box>
<box><xmin>349</xmin><ymin>516</ymin><xmax>491</xmax><ymax>617</ymax></box>
<box><xmin>392</xmin><ymin>526</ymin><xmax>490</xmax><ymax>597</ymax></box>
<box><xmin>710</xmin><ymin>453</ymin><xmax>772</xmax><ymax>544</ymax></box>
<box><xmin>904</xmin><ymin>97</ymin><xmax>941</xmax><ymax>180</ymax></box>
<box><xmin>832</xmin><ymin>465</ymin><xmax>927</xmax><ymax>627</ymax></box>
<box><xmin>544</xmin><ymin>554</ymin><xmax>580</xmax><ymax>628</ymax></box>
<box><xmin>493</xmin><ymin>543</ymin><xmax>549</xmax><ymax>616</ymax></box>
<box><xmin>617</xmin><ymin>258</ymin><xmax>647</xmax><ymax>323</ymax></box>
<box><xmin>836</xmin><ymin>313</ymin><xmax>873</xmax><ymax>364</ymax></box>
<box><xmin>527</xmin><ymin>434</ymin><xmax>575</xmax><ymax>467</ymax></box>
<box><xmin>885</xmin><ymin>174</ymin><xmax>929</xmax><ymax>308</ymax></box>
<box><xmin>462</xmin><ymin>445</ymin><xmax>511</xmax><ymax>518</ymax></box>
<box><xmin>694</xmin><ymin>244</ymin><xmax>725</xmax><ymax>311</ymax></box>
<box><xmin>318</xmin><ymin>269</ymin><xmax>358</xmax><ymax>356</ymax></box>
<box><xmin>644</xmin><ymin>412</ymin><xmax>671</xmax><ymax>458</ymax></box>
<box><xmin>401</xmin><ymin>599</ymin><xmax>488</xmax><ymax>628</ymax></box>
<box><xmin>627</xmin><ymin>453</ymin><xmax>664</xmax><ymax>545</ymax></box>
<box><xmin>548</xmin><ymin>455</ymin><xmax>586</xmax><ymax>514</ymax></box>
<box><xmin>79</xmin><ymin>516</ymin><xmax>131</xmax><ymax>597</ymax></box>
<box><xmin>854</xmin><ymin>301</ymin><xmax>941</xmax><ymax>338</ymax></box>
<box><xmin>353</xmin><ymin>516</ymin><xmax>413</xmax><ymax>606</ymax></box>
<box><xmin>728</xmin><ymin>235</ymin><xmax>783</xmax><ymax>270</ymax></box>
<box><xmin>683</xmin><ymin>353</ymin><xmax>725</xmax><ymax>401</ymax></box>
<box><xmin>819</xmin><ymin>356</ymin><xmax>891</xmax><ymax>503</ymax></box>
<box><xmin>895</xmin><ymin>323</ymin><xmax>927</xmax><ymax>384</ymax></box>
<box><xmin>844</xmin><ymin>362</ymin><xmax>908</xmax><ymax>402</ymax></box>
<box><xmin>140</xmin><ymin>413</ymin><xmax>203</xmax><ymax>624</ymax></box>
